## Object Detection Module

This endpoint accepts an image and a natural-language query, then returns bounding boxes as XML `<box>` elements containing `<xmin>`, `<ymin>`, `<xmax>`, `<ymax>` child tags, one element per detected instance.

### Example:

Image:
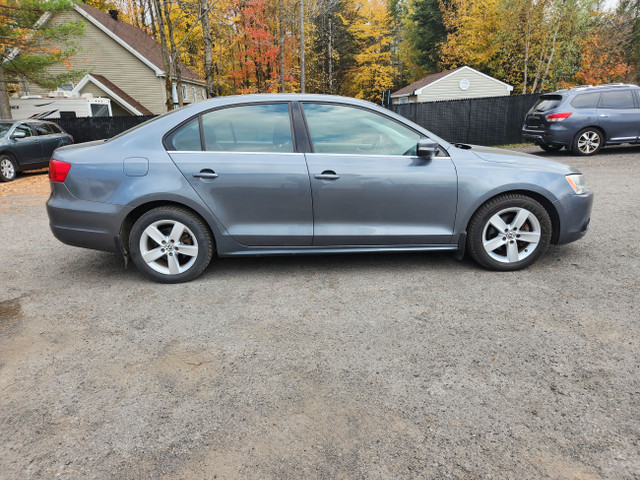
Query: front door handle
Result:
<box><xmin>599</xmin><ymin>114</ymin><xmax>608</xmax><ymax>118</ymax></box>
<box><xmin>314</xmin><ymin>170</ymin><xmax>340</xmax><ymax>181</ymax></box>
<box><xmin>193</xmin><ymin>169</ymin><xmax>219</xmax><ymax>179</ymax></box>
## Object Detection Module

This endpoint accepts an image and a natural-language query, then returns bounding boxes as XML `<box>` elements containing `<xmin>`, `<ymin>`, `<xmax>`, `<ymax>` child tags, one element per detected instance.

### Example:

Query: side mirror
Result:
<box><xmin>11</xmin><ymin>130</ymin><xmax>27</xmax><ymax>139</ymax></box>
<box><xmin>417</xmin><ymin>138</ymin><xmax>438</xmax><ymax>158</ymax></box>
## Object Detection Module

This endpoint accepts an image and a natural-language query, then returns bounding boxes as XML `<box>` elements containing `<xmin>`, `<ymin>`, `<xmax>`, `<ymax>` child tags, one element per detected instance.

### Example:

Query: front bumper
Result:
<box><xmin>46</xmin><ymin>182</ymin><xmax>132</xmax><ymax>253</ymax></box>
<box><xmin>552</xmin><ymin>190</ymin><xmax>594</xmax><ymax>244</ymax></box>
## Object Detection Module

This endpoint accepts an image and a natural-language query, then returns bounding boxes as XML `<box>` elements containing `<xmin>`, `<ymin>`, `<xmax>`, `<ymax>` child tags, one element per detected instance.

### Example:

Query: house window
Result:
<box><xmin>201</xmin><ymin>88</ymin><xmax>206</xmax><ymax>100</ymax></box>
<box><xmin>192</xmin><ymin>86</ymin><xmax>197</xmax><ymax>103</ymax></box>
<box><xmin>182</xmin><ymin>84</ymin><xmax>188</xmax><ymax>101</ymax></box>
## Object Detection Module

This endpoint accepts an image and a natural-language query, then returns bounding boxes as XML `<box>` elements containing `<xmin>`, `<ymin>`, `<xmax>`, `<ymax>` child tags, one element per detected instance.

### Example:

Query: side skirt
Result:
<box><xmin>219</xmin><ymin>244</ymin><xmax>459</xmax><ymax>257</ymax></box>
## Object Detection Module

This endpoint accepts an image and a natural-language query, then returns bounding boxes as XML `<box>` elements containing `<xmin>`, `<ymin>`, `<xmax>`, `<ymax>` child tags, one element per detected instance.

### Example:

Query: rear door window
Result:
<box><xmin>533</xmin><ymin>95</ymin><xmax>562</xmax><ymax>111</ymax></box>
<box><xmin>599</xmin><ymin>91</ymin><xmax>635</xmax><ymax>109</ymax></box>
<box><xmin>571</xmin><ymin>93</ymin><xmax>600</xmax><ymax>108</ymax></box>
<box><xmin>165</xmin><ymin>118</ymin><xmax>202</xmax><ymax>151</ymax></box>
<box><xmin>33</xmin><ymin>122</ymin><xmax>54</xmax><ymax>135</ymax></box>
<box><xmin>201</xmin><ymin>103</ymin><xmax>294</xmax><ymax>153</ymax></box>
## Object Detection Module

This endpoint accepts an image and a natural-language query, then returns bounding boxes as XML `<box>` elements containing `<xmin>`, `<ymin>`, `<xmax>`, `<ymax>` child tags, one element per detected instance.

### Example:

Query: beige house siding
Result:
<box><xmin>416</xmin><ymin>69</ymin><xmax>510</xmax><ymax>102</ymax></box>
<box><xmin>42</xmin><ymin>9</ymin><xmax>168</xmax><ymax>113</ymax></box>
<box><xmin>30</xmin><ymin>9</ymin><xmax>208</xmax><ymax>114</ymax></box>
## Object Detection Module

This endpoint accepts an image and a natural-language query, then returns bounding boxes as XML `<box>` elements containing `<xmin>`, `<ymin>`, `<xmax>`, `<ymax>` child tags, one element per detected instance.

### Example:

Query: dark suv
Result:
<box><xmin>0</xmin><ymin>119</ymin><xmax>74</xmax><ymax>182</ymax></box>
<box><xmin>522</xmin><ymin>84</ymin><xmax>640</xmax><ymax>156</ymax></box>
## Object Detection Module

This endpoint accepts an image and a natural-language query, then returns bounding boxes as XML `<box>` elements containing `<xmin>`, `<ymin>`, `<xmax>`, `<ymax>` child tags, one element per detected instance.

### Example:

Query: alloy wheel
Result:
<box><xmin>1</xmin><ymin>158</ymin><xmax>16</xmax><ymax>181</ymax></box>
<box><xmin>577</xmin><ymin>131</ymin><xmax>601</xmax><ymax>154</ymax></box>
<box><xmin>481</xmin><ymin>207</ymin><xmax>542</xmax><ymax>264</ymax></box>
<box><xmin>139</xmin><ymin>220</ymin><xmax>199</xmax><ymax>275</ymax></box>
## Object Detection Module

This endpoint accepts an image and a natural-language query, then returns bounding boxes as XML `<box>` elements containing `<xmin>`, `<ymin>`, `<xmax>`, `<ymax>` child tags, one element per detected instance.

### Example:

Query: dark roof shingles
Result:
<box><xmin>89</xmin><ymin>74</ymin><xmax>154</xmax><ymax>115</ymax></box>
<box><xmin>391</xmin><ymin>68</ymin><xmax>461</xmax><ymax>97</ymax></box>
<box><xmin>79</xmin><ymin>4</ymin><xmax>203</xmax><ymax>83</ymax></box>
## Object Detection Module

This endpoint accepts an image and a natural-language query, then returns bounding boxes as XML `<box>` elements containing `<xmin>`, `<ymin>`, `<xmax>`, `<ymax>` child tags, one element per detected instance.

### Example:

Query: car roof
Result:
<box><xmin>549</xmin><ymin>84</ymin><xmax>640</xmax><ymax>95</ymax></box>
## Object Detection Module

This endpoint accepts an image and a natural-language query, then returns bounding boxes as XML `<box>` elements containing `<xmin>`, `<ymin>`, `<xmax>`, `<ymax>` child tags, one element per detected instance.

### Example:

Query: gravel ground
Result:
<box><xmin>1</xmin><ymin>145</ymin><xmax>639</xmax><ymax>479</ymax></box>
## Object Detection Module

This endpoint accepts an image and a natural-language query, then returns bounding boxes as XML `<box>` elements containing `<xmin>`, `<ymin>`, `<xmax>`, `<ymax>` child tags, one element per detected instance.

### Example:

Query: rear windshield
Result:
<box><xmin>533</xmin><ymin>95</ymin><xmax>563</xmax><ymax>112</ymax></box>
<box><xmin>0</xmin><ymin>122</ymin><xmax>13</xmax><ymax>137</ymax></box>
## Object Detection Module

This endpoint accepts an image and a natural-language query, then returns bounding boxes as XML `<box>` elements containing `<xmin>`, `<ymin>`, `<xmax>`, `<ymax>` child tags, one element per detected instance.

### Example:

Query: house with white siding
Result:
<box><xmin>390</xmin><ymin>66</ymin><xmax>513</xmax><ymax>105</ymax></box>
<box><xmin>23</xmin><ymin>4</ymin><xmax>206</xmax><ymax>116</ymax></box>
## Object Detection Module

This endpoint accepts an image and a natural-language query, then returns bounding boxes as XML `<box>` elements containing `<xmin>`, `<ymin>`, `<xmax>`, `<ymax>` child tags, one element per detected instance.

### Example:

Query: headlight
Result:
<box><xmin>565</xmin><ymin>174</ymin><xmax>588</xmax><ymax>194</ymax></box>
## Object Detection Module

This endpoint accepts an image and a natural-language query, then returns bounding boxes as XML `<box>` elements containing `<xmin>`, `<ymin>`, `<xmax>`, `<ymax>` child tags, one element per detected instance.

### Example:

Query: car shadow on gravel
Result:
<box><xmin>528</xmin><ymin>143</ymin><xmax>640</xmax><ymax>158</ymax></box>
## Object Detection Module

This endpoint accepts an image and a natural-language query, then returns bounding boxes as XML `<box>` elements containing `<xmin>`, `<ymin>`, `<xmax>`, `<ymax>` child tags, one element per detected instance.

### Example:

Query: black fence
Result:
<box><xmin>51</xmin><ymin>93</ymin><xmax>539</xmax><ymax>146</ymax></box>
<box><xmin>53</xmin><ymin>115</ymin><xmax>157</xmax><ymax>144</ymax></box>
<box><xmin>389</xmin><ymin>93</ymin><xmax>539</xmax><ymax>146</ymax></box>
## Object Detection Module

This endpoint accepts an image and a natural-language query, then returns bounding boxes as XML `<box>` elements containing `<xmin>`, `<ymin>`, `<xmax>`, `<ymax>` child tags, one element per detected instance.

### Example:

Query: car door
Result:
<box><xmin>10</xmin><ymin>123</ymin><xmax>43</xmax><ymax>168</ymax></box>
<box><xmin>300</xmin><ymin>102</ymin><xmax>458</xmax><ymax>246</ymax></box>
<box><xmin>597</xmin><ymin>90</ymin><xmax>639</xmax><ymax>143</ymax></box>
<box><xmin>167</xmin><ymin>102</ymin><xmax>313</xmax><ymax>246</ymax></box>
<box><xmin>33</xmin><ymin>122</ymin><xmax>62</xmax><ymax>163</ymax></box>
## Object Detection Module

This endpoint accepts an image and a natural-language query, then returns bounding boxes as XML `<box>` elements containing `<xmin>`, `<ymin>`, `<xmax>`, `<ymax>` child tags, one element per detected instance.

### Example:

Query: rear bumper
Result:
<box><xmin>522</xmin><ymin>126</ymin><xmax>574</xmax><ymax>147</ymax></box>
<box><xmin>46</xmin><ymin>182</ymin><xmax>131</xmax><ymax>253</ymax></box>
<box><xmin>553</xmin><ymin>190</ymin><xmax>594</xmax><ymax>244</ymax></box>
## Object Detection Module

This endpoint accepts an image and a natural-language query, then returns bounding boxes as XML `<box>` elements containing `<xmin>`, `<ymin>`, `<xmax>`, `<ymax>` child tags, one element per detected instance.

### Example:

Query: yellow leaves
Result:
<box><xmin>439</xmin><ymin>0</ymin><xmax>501</xmax><ymax>70</ymax></box>
<box><xmin>344</xmin><ymin>0</ymin><xmax>394</xmax><ymax>101</ymax></box>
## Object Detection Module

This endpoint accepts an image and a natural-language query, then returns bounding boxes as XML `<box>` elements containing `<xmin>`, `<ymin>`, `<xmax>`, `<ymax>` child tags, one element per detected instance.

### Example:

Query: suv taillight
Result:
<box><xmin>49</xmin><ymin>159</ymin><xmax>71</xmax><ymax>182</ymax></box>
<box><xmin>546</xmin><ymin>112</ymin><xmax>572</xmax><ymax>122</ymax></box>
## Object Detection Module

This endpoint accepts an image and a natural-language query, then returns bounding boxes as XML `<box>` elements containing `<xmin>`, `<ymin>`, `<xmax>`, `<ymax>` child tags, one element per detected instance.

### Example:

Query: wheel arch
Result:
<box><xmin>120</xmin><ymin>199</ymin><xmax>218</xmax><ymax>255</ymax></box>
<box><xmin>0</xmin><ymin>149</ymin><xmax>19</xmax><ymax>167</ymax></box>
<box><xmin>576</xmin><ymin>125</ymin><xmax>607</xmax><ymax>143</ymax></box>
<box><xmin>464</xmin><ymin>189</ymin><xmax>561</xmax><ymax>244</ymax></box>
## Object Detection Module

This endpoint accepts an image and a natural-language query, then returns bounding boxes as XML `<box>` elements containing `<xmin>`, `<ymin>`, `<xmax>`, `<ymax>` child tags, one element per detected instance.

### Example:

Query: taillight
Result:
<box><xmin>546</xmin><ymin>112</ymin><xmax>572</xmax><ymax>122</ymax></box>
<box><xmin>69</xmin><ymin>135</ymin><xmax>74</xmax><ymax>143</ymax></box>
<box><xmin>49</xmin><ymin>159</ymin><xmax>71</xmax><ymax>182</ymax></box>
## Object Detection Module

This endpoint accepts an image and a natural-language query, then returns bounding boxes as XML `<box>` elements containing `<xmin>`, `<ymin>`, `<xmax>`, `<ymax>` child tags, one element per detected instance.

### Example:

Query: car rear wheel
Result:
<box><xmin>0</xmin><ymin>154</ymin><xmax>17</xmax><ymax>182</ymax></box>
<box><xmin>129</xmin><ymin>207</ymin><xmax>214</xmax><ymax>283</ymax></box>
<box><xmin>539</xmin><ymin>144</ymin><xmax>563</xmax><ymax>153</ymax></box>
<box><xmin>467</xmin><ymin>194</ymin><xmax>552</xmax><ymax>271</ymax></box>
<box><xmin>571</xmin><ymin>128</ymin><xmax>603</xmax><ymax>156</ymax></box>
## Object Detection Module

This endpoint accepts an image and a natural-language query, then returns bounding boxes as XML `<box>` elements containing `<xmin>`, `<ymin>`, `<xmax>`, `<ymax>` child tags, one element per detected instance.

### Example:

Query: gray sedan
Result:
<box><xmin>46</xmin><ymin>94</ymin><xmax>593</xmax><ymax>283</ymax></box>
<box><xmin>0</xmin><ymin>119</ymin><xmax>73</xmax><ymax>181</ymax></box>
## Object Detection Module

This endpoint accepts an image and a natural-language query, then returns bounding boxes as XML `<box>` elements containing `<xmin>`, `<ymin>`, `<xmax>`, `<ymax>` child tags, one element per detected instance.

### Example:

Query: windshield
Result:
<box><xmin>0</xmin><ymin>122</ymin><xmax>13</xmax><ymax>137</ymax></box>
<box><xmin>533</xmin><ymin>95</ymin><xmax>563</xmax><ymax>112</ymax></box>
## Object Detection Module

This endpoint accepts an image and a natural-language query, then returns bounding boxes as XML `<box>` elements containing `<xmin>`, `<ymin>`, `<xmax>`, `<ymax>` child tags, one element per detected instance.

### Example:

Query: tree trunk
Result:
<box><xmin>200</xmin><ymin>0</ymin><xmax>216</xmax><ymax>98</ymax></box>
<box><xmin>0</xmin><ymin>67</ymin><xmax>12</xmax><ymax>120</ymax></box>
<box><xmin>152</xmin><ymin>0</ymin><xmax>173</xmax><ymax>111</ymax></box>
<box><xmin>300</xmin><ymin>0</ymin><xmax>305</xmax><ymax>93</ymax></box>
<box><xmin>279</xmin><ymin>3</ymin><xmax>286</xmax><ymax>93</ymax></box>
<box><xmin>163</xmin><ymin>0</ymin><xmax>183</xmax><ymax>107</ymax></box>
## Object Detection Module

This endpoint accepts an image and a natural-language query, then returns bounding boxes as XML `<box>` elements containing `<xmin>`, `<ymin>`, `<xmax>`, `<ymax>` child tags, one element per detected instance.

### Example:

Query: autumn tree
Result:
<box><xmin>0</xmin><ymin>0</ymin><xmax>85</xmax><ymax>118</ymax></box>
<box><xmin>344</xmin><ymin>0</ymin><xmax>394</xmax><ymax>101</ymax></box>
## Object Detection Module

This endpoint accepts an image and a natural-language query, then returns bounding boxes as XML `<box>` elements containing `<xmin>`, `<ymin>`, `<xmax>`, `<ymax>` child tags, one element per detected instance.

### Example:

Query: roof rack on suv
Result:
<box><xmin>567</xmin><ymin>83</ymin><xmax>639</xmax><ymax>91</ymax></box>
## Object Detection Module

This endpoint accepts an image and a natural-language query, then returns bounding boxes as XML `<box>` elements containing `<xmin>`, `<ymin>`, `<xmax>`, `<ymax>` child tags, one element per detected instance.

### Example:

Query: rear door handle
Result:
<box><xmin>599</xmin><ymin>114</ymin><xmax>608</xmax><ymax>118</ymax></box>
<box><xmin>314</xmin><ymin>170</ymin><xmax>340</xmax><ymax>181</ymax></box>
<box><xmin>193</xmin><ymin>169</ymin><xmax>219</xmax><ymax>179</ymax></box>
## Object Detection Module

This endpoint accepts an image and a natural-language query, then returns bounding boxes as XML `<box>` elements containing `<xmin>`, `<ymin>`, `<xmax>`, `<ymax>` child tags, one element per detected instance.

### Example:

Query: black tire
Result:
<box><xmin>467</xmin><ymin>194</ymin><xmax>552</xmax><ymax>271</ymax></box>
<box><xmin>0</xmin><ymin>154</ymin><xmax>17</xmax><ymax>182</ymax></box>
<box><xmin>571</xmin><ymin>128</ymin><xmax>603</xmax><ymax>156</ymax></box>
<box><xmin>539</xmin><ymin>144</ymin><xmax>563</xmax><ymax>153</ymax></box>
<box><xmin>129</xmin><ymin>206</ymin><xmax>214</xmax><ymax>283</ymax></box>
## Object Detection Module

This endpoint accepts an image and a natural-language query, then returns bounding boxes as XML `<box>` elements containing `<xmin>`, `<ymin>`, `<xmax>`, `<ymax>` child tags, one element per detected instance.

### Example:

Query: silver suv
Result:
<box><xmin>522</xmin><ymin>84</ymin><xmax>640</xmax><ymax>156</ymax></box>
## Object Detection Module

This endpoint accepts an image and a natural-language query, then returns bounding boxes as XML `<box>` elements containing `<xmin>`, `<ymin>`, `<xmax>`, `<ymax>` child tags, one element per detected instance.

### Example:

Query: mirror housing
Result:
<box><xmin>417</xmin><ymin>138</ymin><xmax>438</xmax><ymax>158</ymax></box>
<box><xmin>11</xmin><ymin>130</ymin><xmax>27</xmax><ymax>139</ymax></box>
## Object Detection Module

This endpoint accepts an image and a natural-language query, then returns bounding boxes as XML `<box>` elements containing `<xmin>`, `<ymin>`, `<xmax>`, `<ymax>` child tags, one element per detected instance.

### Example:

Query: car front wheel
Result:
<box><xmin>0</xmin><ymin>154</ymin><xmax>17</xmax><ymax>182</ymax></box>
<box><xmin>572</xmin><ymin>128</ymin><xmax>603</xmax><ymax>156</ymax></box>
<box><xmin>129</xmin><ymin>206</ymin><xmax>214</xmax><ymax>283</ymax></box>
<box><xmin>467</xmin><ymin>194</ymin><xmax>552</xmax><ymax>271</ymax></box>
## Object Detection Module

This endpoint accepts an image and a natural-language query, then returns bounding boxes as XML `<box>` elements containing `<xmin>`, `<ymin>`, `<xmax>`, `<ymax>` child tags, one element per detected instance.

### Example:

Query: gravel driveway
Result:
<box><xmin>1</xmin><ymin>145</ymin><xmax>639</xmax><ymax>479</ymax></box>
